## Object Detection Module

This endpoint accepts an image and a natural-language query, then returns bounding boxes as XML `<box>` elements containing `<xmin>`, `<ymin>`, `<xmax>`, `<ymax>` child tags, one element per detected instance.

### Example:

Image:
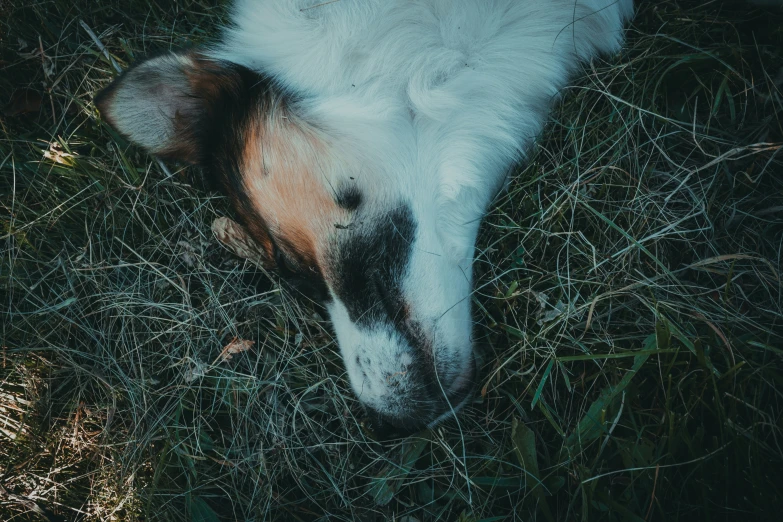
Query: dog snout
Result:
<box><xmin>360</xmin><ymin>354</ymin><xmax>477</xmax><ymax>440</ymax></box>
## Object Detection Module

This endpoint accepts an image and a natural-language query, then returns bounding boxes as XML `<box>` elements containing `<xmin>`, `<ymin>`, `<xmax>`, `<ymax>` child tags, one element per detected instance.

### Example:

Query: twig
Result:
<box><xmin>582</xmin><ymin>443</ymin><xmax>731</xmax><ymax>484</ymax></box>
<box><xmin>300</xmin><ymin>0</ymin><xmax>341</xmax><ymax>11</ymax></box>
<box><xmin>645</xmin><ymin>464</ymin><xmax>660</xmax><ymax>521</ymax></box>
<box><xmin>79</xmin><ymin>20</ymin><xmax>121</xmax><ymax>73</ymax></box>
<box><xmin>38</xmin><ymin>36</ymin><xmax>56</xmax><ymax>126</ymax></box>
<box><xmin>0</xmin><ymin>484</ymin><xmax>64</xmax><ymax>522</ymax></box>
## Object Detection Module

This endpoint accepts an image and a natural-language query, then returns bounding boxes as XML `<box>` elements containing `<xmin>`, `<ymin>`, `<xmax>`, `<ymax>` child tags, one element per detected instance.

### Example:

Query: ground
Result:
<box><xmin>1</xmin><ymin>1</ymin><xmax>782</xmax><ymax>520</ymax></box>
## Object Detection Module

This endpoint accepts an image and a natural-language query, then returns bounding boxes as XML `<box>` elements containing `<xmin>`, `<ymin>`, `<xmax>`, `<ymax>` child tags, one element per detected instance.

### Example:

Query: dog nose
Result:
<box><xmin>361</xmin><ymin>363</ymin><xmax>477</xmax><ymax>440</ymax></box>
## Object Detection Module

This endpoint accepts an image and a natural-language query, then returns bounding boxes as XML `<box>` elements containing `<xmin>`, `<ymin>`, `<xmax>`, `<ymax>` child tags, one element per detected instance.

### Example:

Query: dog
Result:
<box><xmin>95</xmin><ymin>0</ymin><xmax>633</xmax><ymax>438</ymax></box>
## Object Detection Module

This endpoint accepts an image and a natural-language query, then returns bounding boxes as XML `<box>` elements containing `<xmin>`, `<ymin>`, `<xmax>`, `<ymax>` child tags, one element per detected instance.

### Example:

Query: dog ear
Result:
<box><xmin>95</xmin><ymin>50</ymin><xmax>241</xmax><ymax>164</ymax></box>
<box><xmin>212</xmin><ymin>217</ymin><xmax>274</xmax><ymax>269</ymax></box>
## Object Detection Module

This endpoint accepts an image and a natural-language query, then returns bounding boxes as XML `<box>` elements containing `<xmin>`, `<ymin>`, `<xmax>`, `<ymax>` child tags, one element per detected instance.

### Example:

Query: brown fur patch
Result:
<box><xmin>241</xmin><ymin>107</ymin><xmax>347</xmax><ymax>273</ymax></box>
<box><xmin>160</xmin><ymin>55</ymin><xmax>245</xmax><ymax>163</ymax></box>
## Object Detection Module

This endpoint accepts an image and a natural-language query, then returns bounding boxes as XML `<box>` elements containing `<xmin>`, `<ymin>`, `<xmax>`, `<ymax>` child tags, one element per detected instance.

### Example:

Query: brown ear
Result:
<box><xmin>95</xmin><ymin>50</ymin><xmax>241</xmax><ymax>164</ymax></box>
<box><xmin>211</xmin><ymin>217</ymin><xmax>273</xmax><ymax>268</ymax></box>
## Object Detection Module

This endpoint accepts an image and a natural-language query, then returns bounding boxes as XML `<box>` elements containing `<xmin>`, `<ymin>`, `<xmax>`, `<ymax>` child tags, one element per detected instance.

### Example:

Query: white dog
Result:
<box><xmin>96</xmin><ymin>0</ymin><xmax>633</xmax><ymax>437</ymax></box>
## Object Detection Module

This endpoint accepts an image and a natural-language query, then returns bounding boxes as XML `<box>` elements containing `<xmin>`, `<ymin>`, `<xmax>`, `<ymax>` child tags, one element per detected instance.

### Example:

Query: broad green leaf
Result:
<box><xmin>655</xmin><ymin>317</ymin><xmax>671</xmax><ymax>350</ymax></box>
<box><xmin>564</xmin><ymin>346</ymin><xmax>652</xmax><ymax>455</ymax></box>
<box><xmin>512</xmin><ymin>417</ymin><xmax>541</xmax><ymax>488</ymax></box>
<box><xmin>198</xmin><ymin>429</ymin><xmax>214</xmax><ymax>452</ymax></box>
<box><xmin>512</xmin><ymin>417</ymin><xmax>554</xmax><ymax>521</ymax></box>
<box><xmin>368</xmin><ymin>435</ymin><xmax>429</xmax><ymax>506</ymax></box>
<box><xmin>190</xmin><ymin>496</ymin><xmax>219</xmax><ymax>522</ymax></box>
<box><xmin>458</xmin><ymin>511</ymin><xmax>478</xmax><ymax>522</ymax></box>
<box><xmin>544</xmin><ymin>476</ymin><xmax>565</xmax><ymax>495</ymax></box>
<box><xmin>531</xmin><ymin>359</ymin><xmax>554</xmax><ymax>409</ymax></box>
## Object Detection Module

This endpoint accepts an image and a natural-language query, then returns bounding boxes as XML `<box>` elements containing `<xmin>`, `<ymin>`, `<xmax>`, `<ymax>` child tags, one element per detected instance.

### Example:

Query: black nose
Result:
<box><xmin>360</xmin><ymin>356</ymin><xmax>478</xmax><ymax>441</ymax></box>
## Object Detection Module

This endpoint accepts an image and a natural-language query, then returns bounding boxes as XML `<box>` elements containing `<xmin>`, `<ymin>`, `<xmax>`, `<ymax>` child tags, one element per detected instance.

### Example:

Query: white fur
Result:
<box><xmin>209</xmin><ymin>0</ymin><xmax>634</xmax><ymax>425</ymax></box>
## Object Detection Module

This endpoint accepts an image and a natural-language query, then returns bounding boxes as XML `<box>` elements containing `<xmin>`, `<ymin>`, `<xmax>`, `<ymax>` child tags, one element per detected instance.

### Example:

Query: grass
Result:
<box><xmin>1</xmin><ymin>0</ymin><xmax>782</xmax><ymax>520</ymax></box>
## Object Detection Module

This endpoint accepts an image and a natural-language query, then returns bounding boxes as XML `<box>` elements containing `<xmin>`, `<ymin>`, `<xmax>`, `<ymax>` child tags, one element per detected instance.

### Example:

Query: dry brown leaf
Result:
<box><xmin>212</xmin><ymin>216</ymin><xmax>270</xmax><ymax>267</ymax></box>
<box><xmin>218</xmin><ymin>338</ymin><xmax>254</xmax><ymax>362</ymax></box>
<box><xmin>43</xmin><ymin>141</ymin><xmax>76</xmax><ymax>166</ymax></box>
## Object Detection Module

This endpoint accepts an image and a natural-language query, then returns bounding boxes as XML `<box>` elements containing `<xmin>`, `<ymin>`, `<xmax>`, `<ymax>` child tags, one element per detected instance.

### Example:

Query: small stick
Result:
<box><xmin>38</xmin><ymin>36</ymin><xmax>56</xmax><ymax>126</ymax></box>
<box><xmin>301</xmin><ymin>0</ymin><xmax>340</xmax><ymax>11</ymax></box>
<box><xmin>0</xmin><ymin>484</ymin><xmax>60</xmax><ymax>521</ymax></box>
<box><xmin>644</xmin><ymin>464</ymin><xmax>660</xmax><ymax>521</ymax></box>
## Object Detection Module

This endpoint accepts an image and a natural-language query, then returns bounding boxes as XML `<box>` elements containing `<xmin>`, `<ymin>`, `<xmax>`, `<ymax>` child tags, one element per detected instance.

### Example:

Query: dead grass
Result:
<box><xmin>2</xmin><ymin>1</ymin><xmax>783</xmax><ymax>520</ymax></box>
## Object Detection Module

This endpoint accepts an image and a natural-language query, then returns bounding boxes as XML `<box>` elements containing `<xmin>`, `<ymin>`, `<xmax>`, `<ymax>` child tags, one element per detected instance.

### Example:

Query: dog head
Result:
<box><xmin>96</xmin><ymin>51</ymin><xmax>477</xmax><ymax>437</ymax></box>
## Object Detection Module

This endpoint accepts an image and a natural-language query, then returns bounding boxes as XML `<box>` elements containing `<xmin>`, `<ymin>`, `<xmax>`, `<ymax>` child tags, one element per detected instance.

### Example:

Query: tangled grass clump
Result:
<box><xmin>2</xmin><ymin>1</ymin><xmax>782</xmax><ymax>520</ymax></box>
